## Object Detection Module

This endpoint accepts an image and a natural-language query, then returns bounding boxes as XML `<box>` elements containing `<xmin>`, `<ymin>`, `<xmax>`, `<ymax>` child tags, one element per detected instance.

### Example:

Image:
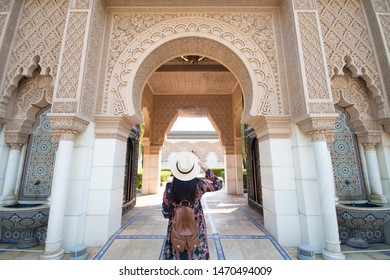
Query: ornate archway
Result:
<box><xmin>105</xmin><ymin>16</ymin><xmax>285</xmax><ymax>122</ymax></box>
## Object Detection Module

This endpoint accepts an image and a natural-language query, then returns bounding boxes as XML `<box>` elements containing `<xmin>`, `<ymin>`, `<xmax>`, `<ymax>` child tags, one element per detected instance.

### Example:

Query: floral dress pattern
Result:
<box><xmin>162</xmin><ymin>169</ymin><xmax>223</xmax><ymax>260</ymax></box>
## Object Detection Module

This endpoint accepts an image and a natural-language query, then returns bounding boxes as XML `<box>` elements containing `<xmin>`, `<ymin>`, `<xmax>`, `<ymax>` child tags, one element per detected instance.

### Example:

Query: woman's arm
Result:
<box><xmin>162</xmin><ymin>182</ymin><xmax>174</xmax><ymax>219</ymax></box>
<box><xmin>198</xmin><ymin>162</ymin><xmax>224</xmax><ymax>193</ymax></box>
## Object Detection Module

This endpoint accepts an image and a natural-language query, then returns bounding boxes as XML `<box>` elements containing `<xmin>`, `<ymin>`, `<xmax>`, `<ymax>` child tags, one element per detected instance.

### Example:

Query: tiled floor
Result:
<box><xmin>1</xmin><ymin>189</ymin><xmax>390</xmax><ymax>260</ymax></box>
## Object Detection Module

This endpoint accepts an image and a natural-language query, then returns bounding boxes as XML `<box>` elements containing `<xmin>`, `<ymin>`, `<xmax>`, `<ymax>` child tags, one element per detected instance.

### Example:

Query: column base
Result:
<box><xmin>40</xmin><ymin>248</ymin><xmax>65</xmax><ymax>260</ymax></box>
<box><xmin>0</xmin><ymin>195</ymin><xmax>17</xmax><ymax>205</ymax></box>
<box><xmin>321</xmin><ymin>249</ymin><xmax>345</xmax><ymax>260</ymax></box>
<box><xmin>369</xmin><ymin>193</ymin><xmax>388</xmax><ymax>204</ymax></box>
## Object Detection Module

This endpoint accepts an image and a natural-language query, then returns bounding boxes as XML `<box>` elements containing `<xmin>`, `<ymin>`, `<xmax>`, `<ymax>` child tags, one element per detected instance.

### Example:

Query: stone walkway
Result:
<box><xmin>93</xmin><ymin>190</ymin><xmax>291</xmax><ymax>260</ymax></box>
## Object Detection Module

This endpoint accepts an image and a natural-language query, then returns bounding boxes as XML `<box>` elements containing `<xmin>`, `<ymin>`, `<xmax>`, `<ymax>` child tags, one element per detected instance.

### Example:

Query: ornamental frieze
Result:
<box><xmin>100</xmin><ymin>8</ymin><xmax>285</xmax><ymax>119</ymax></box>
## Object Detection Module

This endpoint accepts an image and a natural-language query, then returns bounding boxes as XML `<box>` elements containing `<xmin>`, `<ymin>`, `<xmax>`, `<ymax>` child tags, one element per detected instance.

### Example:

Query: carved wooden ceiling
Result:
<box><xmin>147</xmin><ymin>57</ymin><xmax>238</xmax><ymax>95</ymax></box>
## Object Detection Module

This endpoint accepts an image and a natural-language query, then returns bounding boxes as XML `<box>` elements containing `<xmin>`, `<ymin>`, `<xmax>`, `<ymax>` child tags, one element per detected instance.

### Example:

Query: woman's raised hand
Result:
<box><xmin>198</xmin><ymin>162</ymin><xmax>209</xmax><ymax>172</ymax></box>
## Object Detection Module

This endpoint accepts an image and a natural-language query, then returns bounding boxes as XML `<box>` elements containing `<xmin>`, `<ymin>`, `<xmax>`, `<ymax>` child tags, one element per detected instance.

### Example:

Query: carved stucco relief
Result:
<box><xmin>373</xmin><ymin>0</ymin><xmax>390</xmax><ymax>13</ymax></box>
<box><xmin>332</xmin><ymin>74</ymin><xmax>381</xmax><ymax>133</ymax></box>
<box><xmin>5</xmin><ymin>0</ymin><xmax>68</xmax><ymax>90</ymax></box>
<box><xmin>100</xmin><ymin>8</ymin><xmax>286</xmax><ymax>121</ymax></box>
<box><xmin>5</xmin><ymin>74</ymin><xmax>54</xmax><ymax>145</ymax></box>
<box><xmin>293</xmin><ymin>0</ymin><xmax>317</xmax><ymax>10</ymax></box>
<box><xmin>0</xmin><ymin>0</ymin><xmax>12</xmax><ymax>12</ymax></box>
<box><xmin>106</xmin><ymin>0</ymin><xmax>280</xmax><ymax>6</ymax></box>
<box><xmin>318</xmin><ymin>0</ymin><xmax>385</xmax><ymax>117</ymax></box>
<box><xmin>293</xmin><ymin>1</ymin><xmax>335</xmax><ymax>117</ymax></box>
<box><xmin>0</xmin><ymin>0</ymin><xmax>11</xmax><ymax>40</ymax></box>
<box><xmin>71</xmin><ymin>0</ymin><xmax>92</xmax><ymax>9</ymax></box>
<box><xmin>79</xmin><ymin>0</ymin><xmax>106</xmax><ymax>120</ymax></box>
<box><xmin>55</xmin><ymin>12</ymin><xmax>88</xmax><ymax>100</ymax></box>
<box><xmin>378</xmin><ymin>14</ymin><xmax>390</xmax><ymax>54</ymax></box>
<box><xmin>279</xmin><ymin>0</ymin><xmax>306</xmax><ymax>120</ymax></box>
<box><xmin>0</xmin><ymin>14</ymin><xmax>7</xmax><ymax>47</ymax></box>
<box><xmin>297</xmin><ymin>11</ymin><xmax>331</xmax><ymax>101</ymax></box>
<box><xmin>162</xmin><ymin>141</ymin><xmax>224</xmax><ymax>163</ymax></box>
<box><xmin>151</xmin><ymin>94</ymin><xmax>233</xmax><ymax>149</ymax></box>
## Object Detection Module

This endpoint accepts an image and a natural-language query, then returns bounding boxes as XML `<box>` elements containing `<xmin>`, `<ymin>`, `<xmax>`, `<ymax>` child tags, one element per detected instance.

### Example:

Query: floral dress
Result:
<box><xmin>162</xmin><ymin>169</ymin><xmax>223</xmax><ymax>260</ymax></box>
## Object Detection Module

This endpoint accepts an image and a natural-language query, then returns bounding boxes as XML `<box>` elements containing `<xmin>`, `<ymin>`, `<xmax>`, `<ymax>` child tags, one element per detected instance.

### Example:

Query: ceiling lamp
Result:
<box><xmin>178</xmin><ymin>55</ymin><xmax>207</xmax><ymax>65</ymax></box>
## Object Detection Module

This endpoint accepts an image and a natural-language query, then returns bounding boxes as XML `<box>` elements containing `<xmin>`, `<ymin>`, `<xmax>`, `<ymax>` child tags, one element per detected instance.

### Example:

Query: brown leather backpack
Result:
<box><xmin>171</xmin><ymin>200</ymin><xmax>201</xmax><ymax>253</ymax></box>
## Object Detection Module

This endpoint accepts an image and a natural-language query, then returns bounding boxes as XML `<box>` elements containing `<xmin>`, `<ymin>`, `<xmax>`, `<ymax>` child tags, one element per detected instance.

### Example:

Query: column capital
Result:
<box><xmin>48</xmin><ymin>114</ymin><xmax>89</xmax><ymax>140</ymax></box>
<box><xmin>380</xmin><ymin>118</ymin><xmax>390</xmax><ymax>134</ymax></box>
<box><xmin>297</xmin><ymin>115</ymin><xmax>337</xmax><ymax>142</ymax></box>
<box><xmin>249</xmin><ymin>115</ymin><xmax>292</xmax><ymax>142</ymax></box>
<box><xmin>4</xmin><ymin>131</ymin><xmax>29</xmax><ymax>146</ymax></box>
<box><xmin>225</xmin><ymin>146</ymin><xmax>235</xmax><ymax>155</ymax></box>
<box><xmin>356</xmin><ymin>131</ymin><xmax>382</xmax><ymax>150</ymax></box>
<box><xmin>0</xmin><ymin>117</ymin><xmax>5</xmax><ymax>130</ymax></box>
<box><xmin>142</xmin><ymin>137</ymin><xmax>161</xmax><ymax>154</ymax></box>
<box><xmin>9</xmin><ymin>143</ymin><xmax>23</xmax><ymax>150</ymax></box>
<box><xmin>95</xmin><ymin>115</ymin><xmax>139</xmax><ymax>142</ymax></box>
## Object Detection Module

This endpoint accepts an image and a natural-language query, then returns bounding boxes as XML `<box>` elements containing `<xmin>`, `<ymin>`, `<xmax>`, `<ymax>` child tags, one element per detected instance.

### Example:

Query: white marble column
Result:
<box><xmin>363</xmin><ymin>143</ymin><xmax>388</xmax><ymax>204</ymax></box>
<box><xmin>141</xmin><ymin>139</ymin><xmax>161</xmax><ymax>195</ymax></box>
<box><xmin>0</xmin><ymin>127</ymin><xmax>10</xmax><ymax>195</ymax></box>
<box><xmin>312</xmin><ymin>134</ymin><xmax>345</xmax><ymax>260</ymax></box>
<box><xmin>142</xmin><ymin>152</ymin><xmax>161</xmax><ymax>195</ymax></box>
<box><xmin>224</xmin><ymin>141</ymin><xmax>244</xmax><ymax>194</ymax></box>
<box><xmin>41</xmin><ymin>132</ymin><xmax>75</xmax><ymax>260</ymax></box>
<box><xmin>0</xmin><ymin>144</ymin><xmax>22</xmax><ymax>205</ymax></box>
<box><xmin>14</xmin><ymin>144</ymin><xmax>27</xmax><ymax>200</ymax></box>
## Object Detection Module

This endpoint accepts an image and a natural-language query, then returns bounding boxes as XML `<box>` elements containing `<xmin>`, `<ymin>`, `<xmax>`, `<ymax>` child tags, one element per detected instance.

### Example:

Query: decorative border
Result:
<box><xmin>93</xmin><ymin>199</ymin><xmax>292</xmax><ymax>260</ymax></box>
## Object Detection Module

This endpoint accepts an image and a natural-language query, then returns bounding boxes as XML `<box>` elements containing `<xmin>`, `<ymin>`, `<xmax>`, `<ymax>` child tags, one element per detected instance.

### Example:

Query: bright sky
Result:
<box><xmin>170</xmin><ymin>117</ymin><xmax>215</xmax><ymax>131</ymax></box>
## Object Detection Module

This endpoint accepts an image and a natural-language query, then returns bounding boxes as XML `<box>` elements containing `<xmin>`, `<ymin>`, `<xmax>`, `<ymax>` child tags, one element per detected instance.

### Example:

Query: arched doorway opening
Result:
<box><xmin>139</xmin><ymin>55</ymin><xmax>245</xmax><ymax>195</ymax></box>
<box><xmin>245</xmin><ymin>125</ymin><xmax>263</xmax><ymax>214</ymax></box>
<box><xmin>101</xmin><ymin>27</ymin><xmax>285</xmax><ymax>246</ymax></box>
<box><xmin>122</xmin><ymin>124</ymin><xmax>141</xmax><ymax>215</ymax></box>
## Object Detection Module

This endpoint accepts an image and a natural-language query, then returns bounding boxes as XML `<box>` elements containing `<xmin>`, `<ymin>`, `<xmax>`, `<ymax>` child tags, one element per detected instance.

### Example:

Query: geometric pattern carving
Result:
<box><xmin>379</xmin><ymin>14</ymin><xmax>390</xmax><ymax>56</ymax></box>
<box><xmin>71</xmin><ymin>0</ymin><xmax>91</xmax><ymax>9</ymax></box>
<box><xmin>19</xmin><ymin>107</ymin><xmax>57</xmax><ymax>201</ymax></box>
<box><xmin>332</xmin><ymin>73</ymin><xmax>380</xmax><ymax>132</ymax></box>
<box><xmin>297</xmin><ymin>11</ymin><xmax>330</xmax><ymax>100</ymax></box>
<box><xmin>161</xmin><ymin>141</ymin><xmax>224</xmax><ymax>166</ymax></box>
<box><xmin>330</xmin><ymin>106</ymin><xmax>366</xmax><ymax>201</ymax></box>
<box><xmin>5</xmin><ymin>74</ymin><xmax>53</xmax><ymax>141</ymax></box>
<box><xmin>79</xmin><ymin>0</ymin><xmax>105</xmax><ymax>119</ymax></box>
<box><xmin>151</xmin><ymin>94</ymin><xmax>233</xmax><ymax>148</ymax></box>
<box><xmin>106</xmin><ymin>0</ymin><xmax>280</xmax><ymax>6</ymax></box>
<box><xmin>56</xmin><ymin>12</ymin><xmax>88</xmax><ymax>99</ymax></box>
<box><xmin>293</xmin><ymin>0</ymin><xmax>317</xmax><ymax>10</ymax></box>
<box><xmin>373</xmin><ymin>0</ymin><xmax>390</xmax><ymax>12</ymax></box>
<box><xmin>0</xmin><ymin>0</ymin><xmax>12</xmax><ymax>12</ymax></box>
<box><xmin>0</xmin><ymin>14</ymin><xmax>7</xmax><ymax>40</ymax></box>
<box><xmin>318</xmin><ymin>0</ymin><xmax>382</xmax><ymax>96</ymax></box>
<box><xmin>5</xmin><ymin>0</ymin><xmax>67</xmax><ymax>86</ymax></box>
<box><xmin>103</xmin><ymin>9</ymin><xmax>284</xmax><ymax>119</ymax></box>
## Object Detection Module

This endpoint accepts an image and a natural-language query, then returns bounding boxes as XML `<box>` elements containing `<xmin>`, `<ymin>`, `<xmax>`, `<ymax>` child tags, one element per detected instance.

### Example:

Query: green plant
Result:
<box><xmin>137</xmin><ymin>169</ymin><xmax>143</xmax><ymax>190</ymax></box>
<box><xmin>210</xmin><ymin>167</ymin><xmax>225</xmax><ymax>179</ymax></box>
<box><xmin>160</xmin><ymin>170</ymin><xmax>172</xmax><ymax>183</ymax></box>
<box><xmin>242</xmin><ymin>168</ymin><xmax>247</xmax><ymax>191</ymax></box>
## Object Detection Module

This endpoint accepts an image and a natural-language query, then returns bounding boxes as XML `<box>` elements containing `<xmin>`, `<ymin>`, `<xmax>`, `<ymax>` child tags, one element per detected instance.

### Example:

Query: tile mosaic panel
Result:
<box><xmin>330</xmin><ymin>107</ymin><xmax>366</xmax><ymax>201</ymax></box>
<box><xmin>19</xmin><ymin>106</ymin><xmax>57</xmax><ymax>201</ymax></box>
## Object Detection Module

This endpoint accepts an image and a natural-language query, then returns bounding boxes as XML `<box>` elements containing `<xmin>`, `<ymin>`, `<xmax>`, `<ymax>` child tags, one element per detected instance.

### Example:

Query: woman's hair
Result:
<box><xmin>171</xmin><ymin>177</ymin><xmax>198</xmax><ymax>205</ymax></box>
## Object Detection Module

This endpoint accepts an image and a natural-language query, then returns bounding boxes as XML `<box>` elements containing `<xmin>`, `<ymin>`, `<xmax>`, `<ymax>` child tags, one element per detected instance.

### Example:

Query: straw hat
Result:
<box><xmin>170</xmin><ymin>151</ymin><xmax>201</xmax><ymax>181</ymax></box>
